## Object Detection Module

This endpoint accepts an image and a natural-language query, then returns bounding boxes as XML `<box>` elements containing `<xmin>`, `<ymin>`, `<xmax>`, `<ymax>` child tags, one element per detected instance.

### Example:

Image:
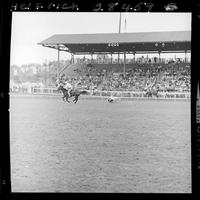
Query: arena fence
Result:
<box><xmin>31</xmin><ymin>87</ymin><xmax>190</xmax><ymax>99</ymax></box>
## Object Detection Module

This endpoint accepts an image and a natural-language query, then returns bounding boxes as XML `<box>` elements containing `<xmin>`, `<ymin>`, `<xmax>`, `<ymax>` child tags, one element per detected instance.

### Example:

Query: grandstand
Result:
<box><xmin>38</xmin><ymin>31</ymin><xmax>191</xmax><ymax>95</ymax></box>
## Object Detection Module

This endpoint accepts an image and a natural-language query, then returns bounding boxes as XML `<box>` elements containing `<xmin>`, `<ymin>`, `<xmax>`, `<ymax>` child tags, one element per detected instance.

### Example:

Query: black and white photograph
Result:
<box><xmin>9</xmin><ymin>12</ymin><xmax>191</xmax><ymax>193</ymax></box>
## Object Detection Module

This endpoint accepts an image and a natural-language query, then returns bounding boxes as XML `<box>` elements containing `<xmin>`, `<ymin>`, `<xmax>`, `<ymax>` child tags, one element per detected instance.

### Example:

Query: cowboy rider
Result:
<box><xmin>63</xmin><ymin>78</ymin><xmax>73</xmax><ymax>97</ymax></box>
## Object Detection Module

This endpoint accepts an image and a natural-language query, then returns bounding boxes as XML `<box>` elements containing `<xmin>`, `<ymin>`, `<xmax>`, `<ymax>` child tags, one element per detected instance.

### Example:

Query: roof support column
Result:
<box><xmin>133</xmin><ymin>52</ymin><xmax>135</xmax><ymax>64</ymax></box>
<box><xmin>185</xmin><ymin>50</ymin><xmax>187</xmax><ymax>63</ymax></box>
<box><xmin>158</xmin><ymin>51</ymin><xmax>161</xmax><ymax>63</ymax></box>
<box><xmin>123</xmin><ymin>52</ymin><xmax>126</xmax><ymax>78</ymax></box>
<box><xmin>57</xmin><ymin>47</ymin><xmax>60</xmax><ymax>78</ymax></box>
<box><xmin>71</xmin><ymin>53</ymin><xmax>74</xmax><ymax>64</ymax></box>
<box><xmin>118</xmin><ymin>53</ymin><xmax>120</xmax><ymax>65</ymax></box>
<box><xmin>91</xmin><ymin>54</ymin><xmax>93</xmax><ymax>64</ymax></box>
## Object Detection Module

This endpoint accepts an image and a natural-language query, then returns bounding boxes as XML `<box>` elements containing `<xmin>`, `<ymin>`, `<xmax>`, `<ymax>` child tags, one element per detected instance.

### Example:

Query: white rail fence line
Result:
<box><xmin>32</xmin><ymin>87</ymin><xmax>59</xmax><ymax>95</ymax></box>
<box><xmin>31</xmin><ymin>87</ymin><xmax>190</xmax><ymax>99</ymax></box>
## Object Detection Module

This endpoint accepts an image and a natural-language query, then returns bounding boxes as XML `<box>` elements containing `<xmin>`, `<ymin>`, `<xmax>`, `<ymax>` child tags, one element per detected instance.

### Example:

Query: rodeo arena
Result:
<box><xmin>10</xmin><ymin>30</ymin><xmax>191</xmax><ymax>193</ymax></box>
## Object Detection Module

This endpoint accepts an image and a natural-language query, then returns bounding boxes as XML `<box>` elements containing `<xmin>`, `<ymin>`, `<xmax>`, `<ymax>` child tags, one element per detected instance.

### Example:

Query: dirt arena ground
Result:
<box><xmin>10</xmin><ymin>95</ymin><xmax>191</xmax><ymax>193</ymax></box>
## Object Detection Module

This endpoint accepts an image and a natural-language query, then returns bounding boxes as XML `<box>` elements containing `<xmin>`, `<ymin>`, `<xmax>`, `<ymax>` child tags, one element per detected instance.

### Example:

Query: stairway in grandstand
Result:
<box><xmin>59</xmin><ymin>64</ymin><xmax>89</xmax><ymax>77</ymax></box>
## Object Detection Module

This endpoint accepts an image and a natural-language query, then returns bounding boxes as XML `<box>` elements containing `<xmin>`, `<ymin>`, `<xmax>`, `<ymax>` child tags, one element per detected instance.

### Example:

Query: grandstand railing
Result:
<box><xmin>31</xmin><ymin>87</ymin><xmax>190</xmax><ymax>99</ymax></box>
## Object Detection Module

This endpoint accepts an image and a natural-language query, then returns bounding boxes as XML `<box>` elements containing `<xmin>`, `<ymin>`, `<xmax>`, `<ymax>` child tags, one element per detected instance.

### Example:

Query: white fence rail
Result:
<box><xmin>32</xmin><ymin>87</ymin><xmax>59</xmax><ymax>95</ymax></box>
<box><xmin>31</xmin><ymin>87</ymin><xmax>190</xmax><ymax>99</ymax></box>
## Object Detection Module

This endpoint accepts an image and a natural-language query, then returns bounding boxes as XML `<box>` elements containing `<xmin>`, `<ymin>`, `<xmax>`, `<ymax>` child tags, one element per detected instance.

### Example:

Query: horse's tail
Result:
<box><xmin>80</xmin><ymin>90</ymin><xmax>89</xmax><ymax>95</ymax></box>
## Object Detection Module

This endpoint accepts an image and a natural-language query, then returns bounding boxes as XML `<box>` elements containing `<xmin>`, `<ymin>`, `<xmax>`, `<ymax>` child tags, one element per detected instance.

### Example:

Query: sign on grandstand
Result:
<box><xmin>108</xmin><ymin>43</ymin><xmax>119</xmax><ymax>47</ymax></box>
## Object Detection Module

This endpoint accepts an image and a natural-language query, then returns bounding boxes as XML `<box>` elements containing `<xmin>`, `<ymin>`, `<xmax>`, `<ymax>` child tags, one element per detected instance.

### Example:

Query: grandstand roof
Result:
<box><xmin>38</xmin><ymin>31</ymin><xmax>191</xmax><ymax>54</ymax></box>
<box><xmin>39</xmin><ymin>31</ymin><xmax>190</xmax><ymax>44</ymax></box>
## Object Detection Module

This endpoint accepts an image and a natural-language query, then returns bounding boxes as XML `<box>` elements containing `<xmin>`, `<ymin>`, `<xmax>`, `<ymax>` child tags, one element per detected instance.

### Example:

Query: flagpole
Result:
<box><xmin>118</xmin><ymin>12</ymin><xmax>122</xmax><ymax>65</ymax></box>
<box><xmin>118</xmin><ymin>12</ymin><xmax>122</xmax><ymax>33</ymax></box>
<box><xmin>124</xmin><ymin>13</ymin><xmax>127</xmax><ymax>33</ymax></box>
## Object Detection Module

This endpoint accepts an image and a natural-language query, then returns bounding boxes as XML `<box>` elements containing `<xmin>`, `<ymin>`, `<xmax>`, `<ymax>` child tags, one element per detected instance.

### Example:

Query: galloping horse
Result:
<box><xmin>57</xmin><ymin>85</ymin><xmax>88</xmax><ymax>104</ymax></box>
<box><xmin>144</xmin><ymin>88</ymin><xmax>159</xmax><ymax>98</ymax></box>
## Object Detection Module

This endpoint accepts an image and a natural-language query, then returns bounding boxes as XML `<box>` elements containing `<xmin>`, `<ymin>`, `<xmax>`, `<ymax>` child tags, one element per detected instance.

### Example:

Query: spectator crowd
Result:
<box><xmin>59</xmin><ymin>63</ymin><xmax>190</xmax><ymax>93</ymax></box>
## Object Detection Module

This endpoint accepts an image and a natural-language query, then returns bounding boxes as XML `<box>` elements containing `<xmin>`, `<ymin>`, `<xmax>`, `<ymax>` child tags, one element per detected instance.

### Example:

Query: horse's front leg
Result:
<box><xmin>73</xmin><ymin>96</ymin><xmax>78</xmax><ymax>104</ymax></box>
<box><xmin>73</xmin><ymin>97</ymin><xmax>77</xmax><ymax>104</ymax></box>
<box><xmin>66</xmin><ymin>98</ymin><xmax>70</xmax><ymax>103</ymax></box>
<box><xmin>64</xmin><ymin>93</ymin><xmax>70</xmax><ymax>103</ymax></box>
